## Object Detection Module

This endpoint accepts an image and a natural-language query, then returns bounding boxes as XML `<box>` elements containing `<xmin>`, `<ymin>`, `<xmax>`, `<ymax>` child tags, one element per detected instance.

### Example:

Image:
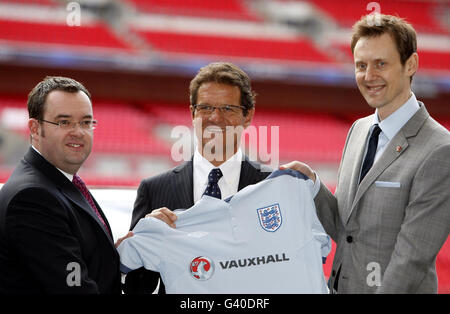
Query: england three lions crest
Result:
<box><xmin>257</xmin><ymin>203</ymin><xmax>282</xmax><ymax>232</ymax></box>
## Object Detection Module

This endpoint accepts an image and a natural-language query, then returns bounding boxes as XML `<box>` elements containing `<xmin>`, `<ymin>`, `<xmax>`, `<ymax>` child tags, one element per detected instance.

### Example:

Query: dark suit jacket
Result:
<box><xmin>0</xmin><ymin>148</ymin><xmax>121</xmax><ymax>294</ymax></box>
<box><xmin>124</xmin><ymin>156</ymin><xmax>272</xmax><ymax>294</ymax></box>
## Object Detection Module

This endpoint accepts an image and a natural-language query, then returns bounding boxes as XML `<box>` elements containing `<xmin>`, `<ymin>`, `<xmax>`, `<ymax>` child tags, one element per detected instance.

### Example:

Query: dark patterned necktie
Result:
<box><xmin>360</xmin><ymin>124</ymin><xmax>382</xmax><ymax>183</ymax></box>
<box><xmin>73</xmin><ymin>174</ymin><xmax>110</xmax><ymax>235</ymax></box>
<box><xmin>202</xmin><ymin>168</ymin><xmax>223</xmax><ymax>199</ymax></box>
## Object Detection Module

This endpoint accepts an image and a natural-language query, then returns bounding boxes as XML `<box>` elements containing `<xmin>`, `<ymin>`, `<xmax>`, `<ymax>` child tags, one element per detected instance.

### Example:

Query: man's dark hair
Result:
<box><xmin>189</xmin><ymin>62</ymin><xmax>256</xmax><ymax>116</ymax></box>
<box><xmin>27</xmin><ymin>76</ymin><xmax>91</xmax><ymax>121</ymax></box>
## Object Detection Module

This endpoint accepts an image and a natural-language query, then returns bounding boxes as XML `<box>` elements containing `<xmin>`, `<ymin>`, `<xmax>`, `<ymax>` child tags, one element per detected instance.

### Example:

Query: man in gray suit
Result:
<box><xmin>124</xmin><ymin>62</ymin><xmax>272</xmax><ymax>294</ymax></box>
<box><xmin>283</xmin><ymin>14</ymin><xmax>450</xmax><ymax>293</ymax></box>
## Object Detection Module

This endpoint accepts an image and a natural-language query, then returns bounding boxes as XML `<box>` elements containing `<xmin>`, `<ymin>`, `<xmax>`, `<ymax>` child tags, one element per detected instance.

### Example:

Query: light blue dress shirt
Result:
<box><xmin>372</xmin><ymin>92</ymin><xmax>421</xmax><ymax>163</ymax></box>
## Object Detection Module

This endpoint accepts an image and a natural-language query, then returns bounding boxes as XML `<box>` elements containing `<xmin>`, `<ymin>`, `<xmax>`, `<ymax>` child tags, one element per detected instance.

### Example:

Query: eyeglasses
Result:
<box><xmin>40</xmin><ymin>119</ymin><xmax>98</xmax><ymax>130</ymax></box>
<box><xmin>193</xmin><ymin>104</ymin><xmax>246</xmax><ymax>116</ymax></box>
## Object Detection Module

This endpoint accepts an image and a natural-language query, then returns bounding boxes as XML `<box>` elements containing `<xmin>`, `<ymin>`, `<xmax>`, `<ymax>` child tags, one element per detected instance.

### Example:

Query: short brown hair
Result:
<box><xmin>189</xmin><ymin>62</ymin><xmax>256</xmax><ymax>116</ymax></box>
<box><xmin>351</xmin><ymin>14</ymin><xmax>417</xmax><ymax>66</ymax></box>
<box><xmin>27</xmin><ymin>76</ymin><xmax>91</xmax><ymax>121</ymax></box>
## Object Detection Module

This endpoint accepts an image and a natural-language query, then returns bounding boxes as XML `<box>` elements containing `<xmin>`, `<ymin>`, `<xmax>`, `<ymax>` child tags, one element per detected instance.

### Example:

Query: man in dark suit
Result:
<box><xmin>0</xmin><ymin>76</ymin><xmax>122</xmax><ymax>293</ymax></box>
<box><xmin>124</xmin><ymin>62</ymin><xmax>272</xmax><ymax>294</ymax></box>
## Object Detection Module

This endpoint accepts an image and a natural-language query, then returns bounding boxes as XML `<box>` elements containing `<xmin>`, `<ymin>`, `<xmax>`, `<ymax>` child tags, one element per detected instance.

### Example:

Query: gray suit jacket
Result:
<box><xmin>315</xmin><ymin>103</ymin><xmax>450</xmax><ymax>293</ymax></box>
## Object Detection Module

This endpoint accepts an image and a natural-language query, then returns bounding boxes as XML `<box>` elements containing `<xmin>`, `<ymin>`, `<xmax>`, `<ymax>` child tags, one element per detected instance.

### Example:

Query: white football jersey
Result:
<box><xmin>118</xmin><ymin>169</ymin><xmax>331</xmax><ymax>293</ymax></box>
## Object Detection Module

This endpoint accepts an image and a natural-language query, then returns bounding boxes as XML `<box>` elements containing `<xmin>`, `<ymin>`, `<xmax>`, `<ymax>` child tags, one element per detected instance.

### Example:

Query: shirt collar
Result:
<box><xmin>373</xmin><ymin>92</ymin><xmax>420</xmax><ymax>140</ymax></box>
<box><xmin>193</xmin><ymin>147</ymin><xmax>243</xmax><ymax>186</ymax></box>
<box><xmin>31</xmin><ymin>145</ymin><xmax>74</xmax><ymax>181</ymax></box>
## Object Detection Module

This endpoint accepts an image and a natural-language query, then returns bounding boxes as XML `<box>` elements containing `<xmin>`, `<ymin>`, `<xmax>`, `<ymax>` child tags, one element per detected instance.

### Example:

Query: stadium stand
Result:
<box><xmin>1</xmin><ymin>0</ymin><xmax>55</xmax><ymax>5</ymax></box>
<box><xmin>0</xmin><ymin>18</ymin><xmax>132</xmax><ymax>52</ymax></box>
<box><xmin>332</xmin><ymin>42</ymin><xmax>450</xmax><ymax>72</ymax></box>
<box><xmin>125</xmin><ymin>0</ymin><xmax>263</xmax><ymax>21</ymax></box>
<box><xmin>131</xmin><ymin>29</ymin><xmax>338</xmax><ymax>63</ymax></box>
<box><xmin>310</xmin><ymin>0</ymin><xmax>449</xmax><ymax>34</ymax></box>
<box><xmin>93</xmin><ymin>103</ymin><xmax>171</xmax><ymax>155</ymax></box>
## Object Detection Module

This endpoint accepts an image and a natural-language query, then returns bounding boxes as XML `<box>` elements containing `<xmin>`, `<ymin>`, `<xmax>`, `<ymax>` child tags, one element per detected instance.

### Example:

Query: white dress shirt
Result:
<box><xmin>193</xmin><ymin>147</ymin><xmax>243</xmax><ymax>203</ymax></box>
<box><xmin>372</xmin><ymin>92</ymin><xmax>421</xmax><ymax>163</ymax></box>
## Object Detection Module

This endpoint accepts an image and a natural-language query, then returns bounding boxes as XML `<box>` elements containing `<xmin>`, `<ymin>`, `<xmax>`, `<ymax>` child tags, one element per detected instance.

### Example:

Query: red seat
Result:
<box><xmin>0</xmin><ymin>18</ymin><xmax>132</xmax><ymax>51</ymax></box>
<box><xmin>134</xmin><ymin>29</ymin><xmax>337</xmax><ymax>63</ymax></box>
<box><xmin>249</xmin><ymin>110</ymin><xmax>349</xmax><ymax>163</ymax></box>
<box><xmin>125</xmin><ymin>0</ymin><xmax>262</xmax><ymax>21</ymax></box>
<box><xmin>93</xmin><ymin>103</ymin><xmax>171</xmax><ymax>155</ymax></box>
<box><xmin>332</xmin><ymin>42</ymin><xmax>450</xmax><ymax>72</ymax></box>
<box><xmin>149</xmin><ymin>104</ymin><xmax>350</xmax><ymax>162</ymax></box>
<box><xmin>310</xmin><ymin>0</ymin><xmax>449</xmax><ymax>34</ymax></box>
<box><xmin>1</xmin><ymin>0</ymin><xmax>55</xmax><ymax>5</ymax></box>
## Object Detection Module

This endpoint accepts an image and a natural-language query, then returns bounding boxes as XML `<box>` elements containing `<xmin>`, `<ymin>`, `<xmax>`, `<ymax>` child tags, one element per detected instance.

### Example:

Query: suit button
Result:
<box><xmin>346</xmin><ymin>236</ymin><xmax>353</xmax><ymax>243</ymax></box>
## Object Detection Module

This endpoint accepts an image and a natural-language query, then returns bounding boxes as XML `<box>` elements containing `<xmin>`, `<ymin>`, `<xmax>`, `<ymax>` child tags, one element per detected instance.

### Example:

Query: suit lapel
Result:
<box><xmin>238</xmin><ymin>156</ymin><xmax>264</xmax><ymax>191</ymax></box>
<box><xmin>25</xmin><ymin>148</ymin><xmax>114</xmax><ymax>244</ymax></box>
<box><xmin>342</xmin><ymin>119</ymin><xmax>372</xmax><ymax>223</ymax></box>
<box><xmin>347</xmin><ymin>105</ymin><xmax>429</xmax><ymax>223</ymax></box>
<box><xmin>60</xmin><ymin>184</ymin><xmax>114</xmax><ymax>243</ymax></box>
<box><xmin>172</xmin><ymin>160</ymin><xmax>194</xmax><ymax>207</ymax></box>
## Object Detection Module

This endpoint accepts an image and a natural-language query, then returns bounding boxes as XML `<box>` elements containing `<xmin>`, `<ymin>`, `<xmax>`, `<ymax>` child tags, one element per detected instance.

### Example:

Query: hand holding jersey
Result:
<box><xmin>280</xmin><ymin>161</ymin><xmax>316</xmax><ymax>183</ymax></box>
<box><xmin>145</xmin><ymin>207</ymin><xmax>177</xmax><ymax>228</ymax></box>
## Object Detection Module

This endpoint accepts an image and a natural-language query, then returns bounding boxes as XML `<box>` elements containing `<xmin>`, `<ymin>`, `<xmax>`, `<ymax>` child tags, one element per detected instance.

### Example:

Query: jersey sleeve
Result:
<box><xmin>310</xmin><ymin>201</ymin><xmax>332</xmax><ymax>261</ymax></box>
<box><xmin>117</xmin><ymin>217</ymin><xmax>167</xmax><ymax>273</ymax></box>
<box><xmin>298</xmin><ymin>176</ymin><xmax>331</xmax><ymax>262</ymax></box>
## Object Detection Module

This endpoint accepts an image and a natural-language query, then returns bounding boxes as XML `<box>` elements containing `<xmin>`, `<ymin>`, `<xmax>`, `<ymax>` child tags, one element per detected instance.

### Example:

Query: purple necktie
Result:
<box><xmin>73</xmin><ymin>174</ymin><xmax>110</xmax><ymax>235</ymax></box>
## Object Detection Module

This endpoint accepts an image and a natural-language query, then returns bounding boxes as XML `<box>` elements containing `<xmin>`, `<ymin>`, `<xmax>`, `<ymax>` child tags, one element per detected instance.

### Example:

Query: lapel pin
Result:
<box><xmin>396</xmin><ymin>146</ymin><xmax>402</xmax><ymax>152</ymax></box>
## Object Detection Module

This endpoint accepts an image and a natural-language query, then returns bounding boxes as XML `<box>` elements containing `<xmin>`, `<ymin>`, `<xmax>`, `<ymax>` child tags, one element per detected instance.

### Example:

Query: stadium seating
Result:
<box><xmin>332</xmin><ymin>42</ymin><xmax>450</xmax><ymax>72</ymax></box>
<box><xmin>0</xmin><ymin>96</ymin><xmax>349</xmax><ymax>162</ymax></box>
<box><xmin>416</xmin><ymin>50</ymin><xmax>450</xmax><ymax>71</ymax></box>
<box><xmin>437</xmin><ymin>239</ymin><xmax>450</xmax><ymax>293</ymax></box>
<box><xmin>125</xmin><ymin>0</ymin><xmax>262</xmax><ymax>21</ymax></box>
<box><xmin>93</xmin><ymin>103</ymin><xmax>171</xmax><ymax>155</ymax></box>
<box><xmin>149</xmin><ymin>104</ymin><xmax>350</xmax><ymax>162</ymax></box>
<box><xmin>249</xmin><ymin>109</ymin><xmax>349</xmax><ymax>162</ymax></box>
<box><xmin>133</xmin><ymin>29</ymin><xmax>337</xmax><ymax>63</ymax></box>
<box><xmin>310</xmin><ymin>0</ymin><xmax>449</xmax><ymax>34</ymax></box>
<box><xmin>1</xmin><ymin>0</ymin><xmax>55</xmax><ymax>5</ymax></box>
<box><xmin>0</xmin><ymin>18</ymin><xmax>132</xmax><ymax>52</ymax></box>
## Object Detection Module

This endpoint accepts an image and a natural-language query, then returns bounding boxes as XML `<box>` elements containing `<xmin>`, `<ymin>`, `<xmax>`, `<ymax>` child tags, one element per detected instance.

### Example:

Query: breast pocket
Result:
<box><xmin>375</xmin><ymin>181</ymin><xmax>401</xmax><ymax>188</ymax></box>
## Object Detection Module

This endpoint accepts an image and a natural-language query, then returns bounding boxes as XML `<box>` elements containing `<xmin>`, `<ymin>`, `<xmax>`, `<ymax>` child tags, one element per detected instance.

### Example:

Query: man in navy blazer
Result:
<box><xmin>124</xmin><ymin>62</ymin><xmax>272</xmax><ymax>294</ymax></box>
<box><xmin>0</xmin><ymin>76</ymin><xmax>121</xmax><ymax>294</ymax></box>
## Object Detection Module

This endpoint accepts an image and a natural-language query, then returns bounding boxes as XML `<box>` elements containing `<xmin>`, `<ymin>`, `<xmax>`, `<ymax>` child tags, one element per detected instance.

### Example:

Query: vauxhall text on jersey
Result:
<box><xmin>118</xmin><ymin>169</ymin><xmax>331</xmax><ymax>293</ymax></box>
<box><xmin>219</xmin><ymin>253</ymin><xmax>290</xmax><ymax>269</ymax></box>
